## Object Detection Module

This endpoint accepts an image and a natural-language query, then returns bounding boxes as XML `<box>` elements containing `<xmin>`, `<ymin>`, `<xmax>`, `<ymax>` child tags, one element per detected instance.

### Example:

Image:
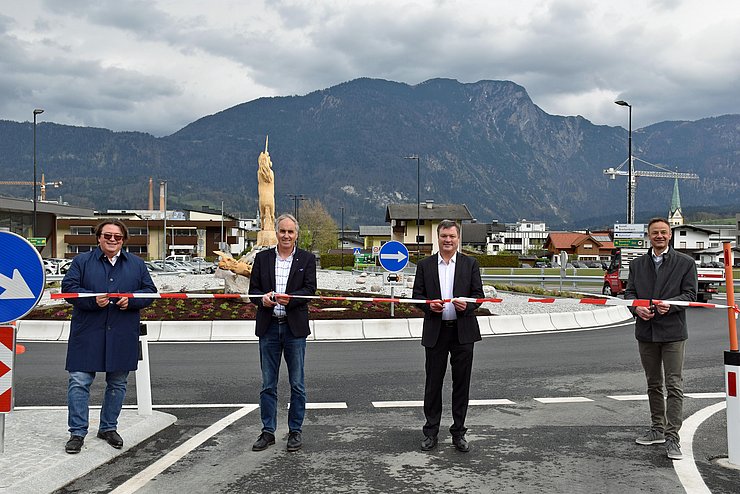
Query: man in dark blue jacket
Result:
<box><xmin>249</xmin><ymin>213</ymin><xmax>316</xmax><ymax>452</ymax></box>
<box><xmin>625</xmin><ymin>217</ymin><xmax>697</xmax><ymax>461</ymax></box>
<box><xmin>62</xmin><ymin>220</ymin><xmax>156</xmax><ymax>454</ymax></box>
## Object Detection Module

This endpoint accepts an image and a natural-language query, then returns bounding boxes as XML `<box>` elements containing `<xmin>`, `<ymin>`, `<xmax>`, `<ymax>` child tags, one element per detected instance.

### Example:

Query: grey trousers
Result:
<box><xmin>638</xmin><ymin>339</ymin><xmax>686</xmax><ymax>441</ymax></box>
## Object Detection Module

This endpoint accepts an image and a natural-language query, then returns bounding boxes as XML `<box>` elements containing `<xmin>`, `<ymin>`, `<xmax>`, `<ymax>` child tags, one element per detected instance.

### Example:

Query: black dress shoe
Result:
<box><xmin>287</xmin><ymin>431</ymin><xmax>302</xmax><ymax>452</ymax></box>
<box><xmin>452</xmin><ymin>436</ymin><xmax>470</xmax><ymax>453</ymax></box>
<box><xmin>65</xmin><ymin>435</ymin><xmax>84</xmax><ymax>454</ymax></box>
<box><xmin>97</xmin><ymin>430</ymin><xmax>124</xmax><ymax>449</ymax></box>
<box><xmin>421</xmin><ymin>435</ymin><xmax>438</xmax><ymax>451</ymax></box>
<box><xmin>252</xmin><ymin>432</ymin><xmax>276</xmax><ymax>451</ymax></box>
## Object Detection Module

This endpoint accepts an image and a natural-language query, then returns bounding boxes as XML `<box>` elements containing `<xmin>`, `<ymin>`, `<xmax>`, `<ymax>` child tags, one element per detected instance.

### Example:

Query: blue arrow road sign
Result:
<box><xmin>0</xmin><ymin>231</ymin><xmax>46</xmax><ymax>324</ymax></box>
<box><xmin>378</xmin><ymin>241</ymin><xmax>409</xmax><ymax>273</ymax></box>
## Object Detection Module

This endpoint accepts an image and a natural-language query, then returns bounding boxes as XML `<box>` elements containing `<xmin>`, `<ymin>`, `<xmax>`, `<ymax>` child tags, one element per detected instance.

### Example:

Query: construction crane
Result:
<box><xmin>0</xmin><ymin>173</ymin><xmax>63</xmax><ymax>201</ymax></box>
<box><xmin>603</xmin><ymin>156</ymin><xmax>698</xmax><ymax>223</ymax></box>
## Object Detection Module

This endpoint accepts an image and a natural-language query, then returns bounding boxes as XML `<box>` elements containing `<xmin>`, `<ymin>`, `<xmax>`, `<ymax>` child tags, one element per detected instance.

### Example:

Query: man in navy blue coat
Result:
<box><xmin>62</xmin><ymin>220</ymin><xmax>156</xmax><ymax>454</ymax></box>
<box><xmin>249</xmin><ymin>213</ymin><xmax>316</xmax><ymax>452</ymax></box>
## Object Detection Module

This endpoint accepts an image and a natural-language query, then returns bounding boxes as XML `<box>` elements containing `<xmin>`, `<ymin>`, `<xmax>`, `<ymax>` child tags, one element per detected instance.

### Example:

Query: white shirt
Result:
<box><xmin>651</xmin><ymin>246</ymin><xmax>669</xmax><ymax>269</ymax></box>
<box><xmin>438</xmin><ymin>253</ymin><xmax>457</xmax><ymax>321</ymax></box>
<box><xmin>273</xmin><ymin>246</ymin><xmax>295</xmax><ymax>317</ymax></box>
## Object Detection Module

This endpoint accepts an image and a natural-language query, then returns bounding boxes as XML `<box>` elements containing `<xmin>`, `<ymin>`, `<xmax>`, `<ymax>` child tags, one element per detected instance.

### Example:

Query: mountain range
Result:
<box><xmin>1</xmin><ymin>77</ymin><xmax>738</xmax><ymax>229</ymax></box>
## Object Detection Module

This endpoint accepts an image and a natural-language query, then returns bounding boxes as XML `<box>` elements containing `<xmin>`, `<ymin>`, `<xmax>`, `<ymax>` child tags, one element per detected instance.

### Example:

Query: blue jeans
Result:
<box><xmin>258</xmin><ymin>320</ymin><xmax>307</xmax><ymax>434</ymax></box>
<box><xmin>68</xmin><ymin>371</ymin><xmax>129</xmax><ymax>437</ymax></box>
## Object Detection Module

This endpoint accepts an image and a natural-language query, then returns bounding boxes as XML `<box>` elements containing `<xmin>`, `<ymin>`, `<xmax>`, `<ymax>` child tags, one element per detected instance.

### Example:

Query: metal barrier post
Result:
<box><xmin>722</xmin><ymin>242</ymin><xmax>739</xmax><ymax>465</ymax></box>
<box><xmin>136</xmin><ymin>323</ymin><xmax>153</xmax><ymax>416</ymax></box>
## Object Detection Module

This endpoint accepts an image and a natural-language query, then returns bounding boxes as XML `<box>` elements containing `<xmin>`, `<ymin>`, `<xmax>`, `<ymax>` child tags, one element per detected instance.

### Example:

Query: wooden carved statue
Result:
<box><xmin>256</xmin><ymin>136</ymin><xmax>277</xmax><ymax>247</ymax></box>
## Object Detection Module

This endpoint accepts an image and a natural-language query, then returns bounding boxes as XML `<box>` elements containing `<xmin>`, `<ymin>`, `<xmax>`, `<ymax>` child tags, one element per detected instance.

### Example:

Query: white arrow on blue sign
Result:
<box><xmin>378</xmin><ymin>241</ymin><xmax>409</xmax><ymax>273</ymax></box>
<box><xmin>0</xmin><ymin>232</ymin><xmax>46</xmax><ymax>324</ymax></box>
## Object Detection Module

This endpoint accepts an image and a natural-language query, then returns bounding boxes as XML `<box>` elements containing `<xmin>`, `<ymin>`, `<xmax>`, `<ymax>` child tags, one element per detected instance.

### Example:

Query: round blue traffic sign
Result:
<box><xmin>0</xmin><ymin>231</ymin><xmax>46</xmax><ymax>324</ymax></box>
<box><xmin>378</xmin><ymin>241</ymin><xmax>409</xmax><ymax>273</ymax></box>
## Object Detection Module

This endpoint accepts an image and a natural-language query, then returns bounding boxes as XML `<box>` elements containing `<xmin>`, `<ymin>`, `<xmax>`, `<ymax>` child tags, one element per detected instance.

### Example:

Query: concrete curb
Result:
<box><xmin>16</xmin><ymin>307</ymin><xmax>634</xmax><ymax>342</ymax></box>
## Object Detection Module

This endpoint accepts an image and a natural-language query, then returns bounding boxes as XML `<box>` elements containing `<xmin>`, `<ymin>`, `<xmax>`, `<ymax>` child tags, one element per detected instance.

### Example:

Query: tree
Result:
<box><xmin>297</xmin><ymin>199</ymin><xmax>338</xmax><ymax>254</ymax></box>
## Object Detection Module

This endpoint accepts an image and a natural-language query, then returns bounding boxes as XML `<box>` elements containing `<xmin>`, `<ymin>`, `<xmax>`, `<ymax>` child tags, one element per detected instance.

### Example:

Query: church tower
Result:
<box><xmin>668</xmin><ymin>178</ymin><xmax>684</xmax><ymax>226</ymax></box>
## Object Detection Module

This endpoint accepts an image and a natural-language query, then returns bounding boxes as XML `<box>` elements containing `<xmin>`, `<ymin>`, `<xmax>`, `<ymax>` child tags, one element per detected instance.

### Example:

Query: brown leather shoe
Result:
<box><xmin>97</xmin><ymin>430</ymin><xmax>124</xmax><ymax>449</ymax></box>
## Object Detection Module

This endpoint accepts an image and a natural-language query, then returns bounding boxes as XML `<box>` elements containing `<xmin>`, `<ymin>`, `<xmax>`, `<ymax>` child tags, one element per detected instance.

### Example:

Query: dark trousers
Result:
<box><xmin>423</xmin><ymin>322</ymin><xmax>474</xmax><ymax>438</ymax></box>
<box><xmin>638</xmin><ymin>339</ymin><xmax>686</xmax><ymax>441</ymax></box>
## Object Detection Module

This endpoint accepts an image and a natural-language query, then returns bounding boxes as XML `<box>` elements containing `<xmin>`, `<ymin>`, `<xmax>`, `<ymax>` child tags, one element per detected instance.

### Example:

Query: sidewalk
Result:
<box><xmin>0</xmin><ymin>408</ymin><xmax>175</xmax><ymax>494</ymax></box>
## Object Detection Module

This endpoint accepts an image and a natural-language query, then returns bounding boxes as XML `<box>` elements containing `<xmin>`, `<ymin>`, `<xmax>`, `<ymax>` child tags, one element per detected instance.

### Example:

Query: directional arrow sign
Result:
<box><xmin>0</xmin><ymin>231</ymin><xmax>46</xmax><ymax>324</ymax></box>
<box><xmin>378</xmin><ymin>241</ymin><xmax>409</xmax><ymax>273</ymax></box>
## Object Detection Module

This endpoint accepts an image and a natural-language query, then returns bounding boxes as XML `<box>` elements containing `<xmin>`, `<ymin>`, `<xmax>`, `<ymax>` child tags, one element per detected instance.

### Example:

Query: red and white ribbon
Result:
<box><xmin>49</xmin><ymin>292</ymin><xmax>740</xmax><ymax>313</ymax></box>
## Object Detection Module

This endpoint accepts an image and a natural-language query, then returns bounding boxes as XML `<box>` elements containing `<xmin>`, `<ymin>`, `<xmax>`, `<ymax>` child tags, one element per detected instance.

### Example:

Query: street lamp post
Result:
<box><xmin>288</xmin><ymin>194</ymin><xmax>305</xmax><ymax>222</ymax></box>
<box><xmin>615</xmin><ymin>100</ymin><xmax>633</xmax><ymax>223</ymax></box>
<box><xmin>340</xmin><ymin>206</ymin><xmax>344</xmax><ymax>271</ymax></box>
<box><xmin>403</xmin><ymin>155</ymin><xmax>420</xmax><ymax>259</ymax></box>
<box><xmin>32</xmin><ymin>108</ymin><xmax>44</xmax><ymax>237</ymax></box>
<box><xmin>161</xmin><ymin>180</ymin><xmax>167</xmax><ymax>260</ymax></box>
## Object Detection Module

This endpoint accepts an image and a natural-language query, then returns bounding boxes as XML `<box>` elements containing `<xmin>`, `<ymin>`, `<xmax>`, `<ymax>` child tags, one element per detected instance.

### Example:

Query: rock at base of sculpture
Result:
<box><xmin>215</xmin><ymin>246</ymin><xmax>271</xmax><ymax>294</ymax></box>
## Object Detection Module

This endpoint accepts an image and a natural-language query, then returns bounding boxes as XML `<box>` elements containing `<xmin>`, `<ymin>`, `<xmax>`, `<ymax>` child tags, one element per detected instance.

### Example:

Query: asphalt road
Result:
<box><xmin>13</xmin><ymin>309</ymin><xmax>740</xmax><ymax>493</ymax></box>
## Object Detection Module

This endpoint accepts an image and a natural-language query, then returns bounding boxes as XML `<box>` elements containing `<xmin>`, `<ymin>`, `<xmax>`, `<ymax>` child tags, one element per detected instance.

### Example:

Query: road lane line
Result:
<box><xmin>109</xmin><ymin>404</ymin><xmax>259</xmax><ymax>494</ymax></box>
<box><xmin>608</xmin><ymin>395</ymin><xmax>648</xmax><ymax>401</ymax></box>
<box><xmin>685</xmin><ymin>392</ymin><xmax>725</xmax><ymax>399</ymax></box>
<box><xmin>373</xmin><ymin>401</ymin><xmax>424</xmax><ymax>407</ymax></box>
<box><xmin>306</xmin><ymin>402</ymin><xmax>348</xmax><ymax>409</ymax></box>
<box><xmin>469</xmin><ymin>399</ymin><xmax>516</xmax><ymax>405</ymax></box>
<box><xmin>534</xmin><ymin>397</ymin><xmax>594</xmax><ymax>403</ymax></box>
<box><xmin>673</xmin><ymin>401</ymin><xmax>726</xmax><ymax>494</ymax></box>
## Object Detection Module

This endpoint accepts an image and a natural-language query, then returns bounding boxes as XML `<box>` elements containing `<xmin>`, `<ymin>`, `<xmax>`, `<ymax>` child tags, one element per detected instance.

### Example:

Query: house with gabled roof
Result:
<box><xmin>544</xmin><ymin>231</ymin><xmax>614</xmax><ymax>261</ymax></box>
<box><xmin>385</xmin><ymin>201</ymin><xmax>473</xmax><ymax>256</ymax></box>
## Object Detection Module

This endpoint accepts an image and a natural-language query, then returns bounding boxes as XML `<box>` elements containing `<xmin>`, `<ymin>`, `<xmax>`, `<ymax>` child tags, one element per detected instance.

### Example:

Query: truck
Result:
<box><xmin>602</xmin><ymin>247</ymin><xmax>725</xmax><ymax>302</ymax></box>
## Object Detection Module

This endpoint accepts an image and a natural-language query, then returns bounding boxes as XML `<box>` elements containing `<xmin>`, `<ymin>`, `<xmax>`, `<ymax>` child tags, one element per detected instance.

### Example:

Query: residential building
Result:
<box><xmin>672</xmin><ymin>224</ymin><xmax>735</xmax><ymax>264</ymax></box>
<box><xmin>385</xmin><ymin>201</ymin><xmax>473</xmax><ymax>255</ymax></box>
<box><xmin>502</xmin><ymin>219</ymin><xmax>549</xmax><ymax>255</ymax></box>
<box><xmin>359</xmin><ymin>225</ymin><xmax>390</xmax><ymax>250</ymax></box>
<box><xmin>544</xmin><ymin>232</ymin><xmax>614</xmax><ymax>261</ymax></box>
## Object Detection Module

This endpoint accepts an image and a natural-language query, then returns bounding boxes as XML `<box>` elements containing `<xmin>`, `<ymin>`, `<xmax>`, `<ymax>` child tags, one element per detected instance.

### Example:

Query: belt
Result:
<box><xmin>272</xmin><ymin>316</ymin><xmax>288</xmax><ymax>324</ymax></box>
<box><xmin>441</xmin><ymin>320</ymin><xmax>458</xmax><ymax>328</ymax></box>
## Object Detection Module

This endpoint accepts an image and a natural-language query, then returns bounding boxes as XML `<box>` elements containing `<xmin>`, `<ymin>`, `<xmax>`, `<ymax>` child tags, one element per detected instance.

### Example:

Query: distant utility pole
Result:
<box><xmin>288</xmin><ymin>194</ymin><xmax>306</xmax><ymax>222</ymax></box>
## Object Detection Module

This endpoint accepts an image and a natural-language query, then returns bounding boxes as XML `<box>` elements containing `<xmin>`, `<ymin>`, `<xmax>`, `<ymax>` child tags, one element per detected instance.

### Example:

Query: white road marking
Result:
<box><xmin>673</xmin><ymin>401</ymin><xmax>726</xmax><ymax>494</ymax></box>
<box><xmin>470</xmin><ymin>399</ymin><xmax>516</xmax><ymax>405</ymax></box>
<box><xmin>306</xmin><ymin>402</ymin><xmax>348</xmax><ymax>409</ymax></box>
<box><xmin>534</xmin><ymin>397</ymin><xmax>594</xmax><ymax>403</ymax></box>
<box><xmin>685</xmin><ymin>392</ymin><xmax>725</xmax><ymax>399</ymax></box>
<box><xmin>608</xmin><ymin>394</ymin><xmax>649</xmax><ymax>401</ymax></box>
<box><xmin>108</xmin><ymin>404</ymin><xmax>258</xmax><ymax>494</ymax></box>
<box><xmin>373</xmin><ymin>400</ymin><xmax>424</xmax><ymax>407</ymax></box>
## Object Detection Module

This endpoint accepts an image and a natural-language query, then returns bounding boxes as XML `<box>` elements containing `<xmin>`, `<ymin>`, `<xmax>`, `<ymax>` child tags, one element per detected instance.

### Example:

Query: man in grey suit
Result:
<box><xmin>625</xmin><ymin>217</ymin><xmax>697</xmax><ymax>460</ymax></box>
<box><xmin>412</xmin><ymin>219</ymin><xmax>484</xmax><ymax>453</ymax></box>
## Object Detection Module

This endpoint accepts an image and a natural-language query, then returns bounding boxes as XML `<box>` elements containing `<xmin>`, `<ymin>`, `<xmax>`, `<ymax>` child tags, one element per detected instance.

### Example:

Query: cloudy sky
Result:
<box><xmin>2</xmin><ymin>0</ymin><xmax>738</xmax><ymax>136</ymax></box>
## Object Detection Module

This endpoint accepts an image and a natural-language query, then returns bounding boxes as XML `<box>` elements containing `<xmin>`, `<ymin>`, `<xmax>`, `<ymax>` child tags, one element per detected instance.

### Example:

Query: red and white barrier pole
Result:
<box><xmin>723</xmin><ymin>242</ymin><xmax>739</xmax><ymax>466</ymax></box>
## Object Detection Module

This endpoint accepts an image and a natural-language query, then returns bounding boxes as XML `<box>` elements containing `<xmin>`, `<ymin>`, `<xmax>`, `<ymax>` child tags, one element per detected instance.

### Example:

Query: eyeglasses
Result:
<box><xmin>101</xmin><ymin>233</ymin><xmax>124</xmax><ymax>241</ymax></box>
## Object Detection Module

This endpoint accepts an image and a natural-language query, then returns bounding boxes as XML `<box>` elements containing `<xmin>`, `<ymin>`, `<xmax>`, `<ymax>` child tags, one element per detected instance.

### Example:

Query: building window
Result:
<box><xmin>696</xmin><ymin>241</ymin><xmax>704</xmax><ymax>249</ymax></box>
<box><xmin>679</xmin><ymin>230</ymin><xmax>687</xmax><ymax>236</ymax></box>
<box><xmin>125</xmin><ymin>246</ymin><xmax>148</xmax><ymax>254</ymax></box>
<box><xmin>70</xmin><ymin>226</ymin><xmax>94</xmax><ymax>235</ymax></box>
<box><xmin>584</xmin><ymin>243</ymin><xmax>593</xmax><ymax>249</ymax></box>
<box><xmin>67</xmin><ymin>245</ymin><xmax>94</xmax><ymax>253</ymax></box>
<box><xmin>679</xmin><ymin>242</ymin><xmax>686</xmax><ymax>249</ymax></box>
<box><xmin>128</xmin><ymin>227</ymin><xmax>148</xmax><ymax>236</ymax></box>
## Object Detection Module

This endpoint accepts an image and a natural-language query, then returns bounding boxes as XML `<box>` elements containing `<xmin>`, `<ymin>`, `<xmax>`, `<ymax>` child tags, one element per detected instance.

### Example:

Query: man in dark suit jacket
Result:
<box><xmin>248</xmin><ymin>213</ymin><xmax>316</xmax><ymax>453</ymax></box>
<box><xmin>412</xmin><ymin>219</ymin><xmax>484</xmax><ymax>453</ymax></box>
<box><xmin>625</xmin><ymin>217</ymin><xmax>697</xmax><ymax>461</ymax></box>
